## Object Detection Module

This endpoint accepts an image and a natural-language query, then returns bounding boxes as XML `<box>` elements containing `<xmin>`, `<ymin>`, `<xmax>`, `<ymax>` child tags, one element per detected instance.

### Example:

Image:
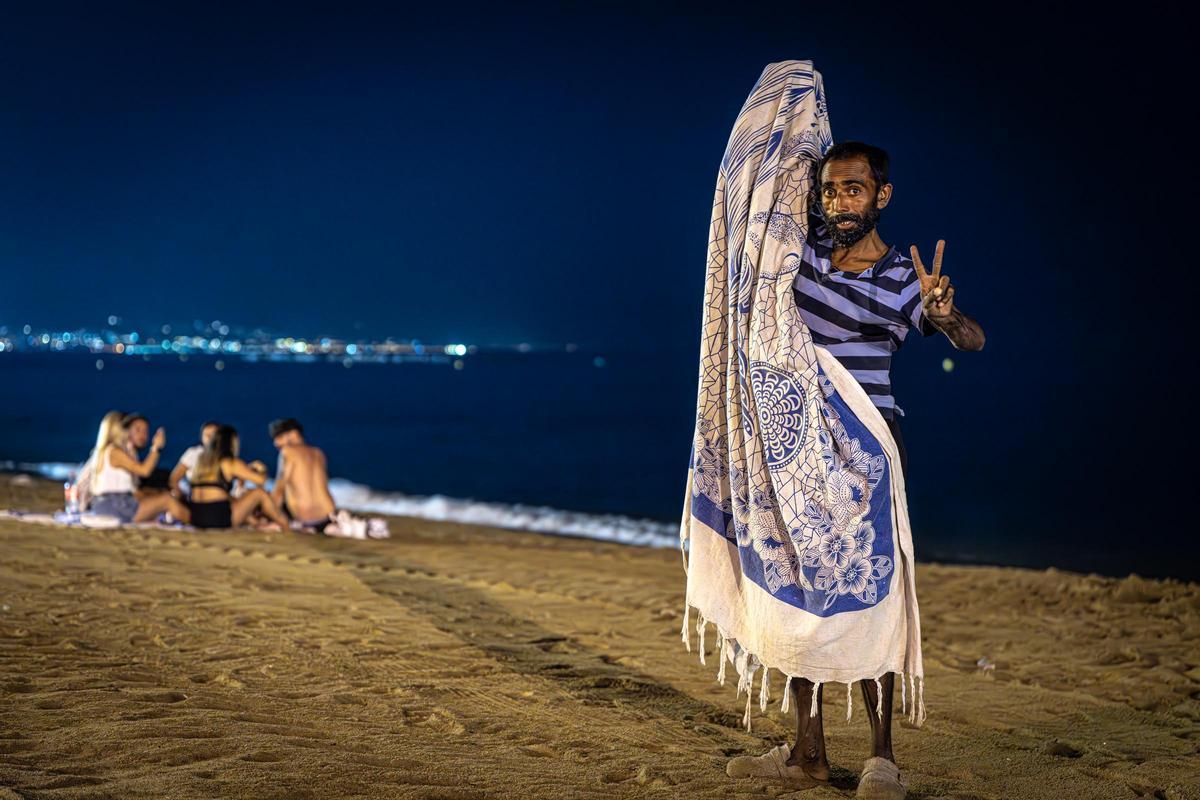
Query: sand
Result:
<box><xmin>1</xmin><ymin>475</ymin><xmax>1198</xmax><ymax>800</ymax></box>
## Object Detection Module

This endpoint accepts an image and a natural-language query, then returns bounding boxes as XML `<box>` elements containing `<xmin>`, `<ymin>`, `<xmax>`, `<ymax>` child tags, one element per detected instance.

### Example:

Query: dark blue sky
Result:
<box><xmin>2</xmin><ymin>3</ymin><xmax>1178</xmax><ymax>345</ymax></box>
<box><xmin>1</xmin><ymin>3</ymin><xmax>1191</xmax><ymax>574</ymax></box>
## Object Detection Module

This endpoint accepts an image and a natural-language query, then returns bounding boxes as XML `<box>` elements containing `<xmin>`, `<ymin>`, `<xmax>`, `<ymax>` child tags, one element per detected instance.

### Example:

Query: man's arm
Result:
<box><xmin>927</xmin><ymin>306</ymin><xmax>985</xmax><ymax>351</ymax></box>
<box><xmin>910</xmin><ymin>240</ymin><xmax>986</xmax><ymax>352</ymax></box>
<box><xmin>168</xmin><ymin>461</ymin><xmax>188</xmax><ymax>495</ymax></box>
<box><xmin>271</xmin><ymin>449</ymin><xmax>289</xmax><ymax>506</ymax></box>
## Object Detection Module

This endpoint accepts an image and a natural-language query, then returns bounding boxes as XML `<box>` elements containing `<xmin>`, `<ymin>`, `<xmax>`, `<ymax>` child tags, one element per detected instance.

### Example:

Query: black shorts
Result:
<box><xmin>189</xmin><ymin>499</ymin><xmax>232</xmax><ymax>529</ymax></box>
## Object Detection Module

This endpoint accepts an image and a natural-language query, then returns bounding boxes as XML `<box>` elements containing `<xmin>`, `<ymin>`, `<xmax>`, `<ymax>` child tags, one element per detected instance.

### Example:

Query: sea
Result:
<box><xmin>1</xmin><ymin>351</ymin><xmax>1190</xmax><ymax>582</ymax></box>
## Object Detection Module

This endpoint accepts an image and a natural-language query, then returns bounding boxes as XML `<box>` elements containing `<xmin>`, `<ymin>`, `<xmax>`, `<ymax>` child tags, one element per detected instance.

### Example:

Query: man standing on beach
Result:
<box><xmin>726</xmin><ymin>141</ymin><xmax>986</xmax><ymax>794</ymax></box>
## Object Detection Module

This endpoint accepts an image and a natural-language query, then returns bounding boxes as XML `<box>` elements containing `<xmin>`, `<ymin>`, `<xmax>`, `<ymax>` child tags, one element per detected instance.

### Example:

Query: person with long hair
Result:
<box><xmin>89</xmin><ymin>411</ymin><xmax>191</xmax><ymax>524</ymax></box>
<box><xmin>187</xmin><ymin>424</ymin><xmax>288</xmax><ymax>530</ymax></box>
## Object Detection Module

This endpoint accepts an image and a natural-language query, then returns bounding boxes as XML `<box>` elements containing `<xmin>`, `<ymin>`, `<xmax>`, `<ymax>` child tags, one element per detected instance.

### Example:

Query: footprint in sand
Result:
<box><xmin>189</xmin><ymin>672</ymin><xmax>243</xmax><ymax>688</ymax></box>
<box><xmin>131</xmin><ymin>690</ymin><xmax>189</xmax><ymax>704</ymax></box>
<box><xmin>1040</xmin><ymin>739</ymin><xmax>1084</xmax><ymax>758</ymax></box>
<box><xmin>519</xmin><ymin>743</ymin><xmax>558</xmax><ymax>758</ymax></box>
<box><xmin>599</xmin><ymin>766</ymin><xmax>639</xmax><ymax>784</ymax></box>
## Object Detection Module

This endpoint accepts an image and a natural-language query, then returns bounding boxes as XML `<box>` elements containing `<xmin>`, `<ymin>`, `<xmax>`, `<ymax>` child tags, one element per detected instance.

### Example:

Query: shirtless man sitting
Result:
<box><xmin>268</xmin><ymin>418</ymin><xmax>337</xmax><ymax>533</ymax></box>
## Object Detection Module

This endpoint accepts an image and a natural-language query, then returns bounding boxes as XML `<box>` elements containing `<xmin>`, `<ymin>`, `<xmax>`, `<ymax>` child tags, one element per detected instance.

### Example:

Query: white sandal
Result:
<box><xmin>855</xmin><ymin>756</ymin><xmax>907</xmax><ymax>799</ymax></box>
<box><xmin>725</xmin><ymin>743</ymin><xmax>823</xmax><ymax>786</ymax></box>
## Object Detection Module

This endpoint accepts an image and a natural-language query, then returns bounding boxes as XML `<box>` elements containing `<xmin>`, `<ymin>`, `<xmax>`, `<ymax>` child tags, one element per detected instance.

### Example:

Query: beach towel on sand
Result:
<box><xmin>679</xmin><ymin>60</ymin><xmax>925</xmax><ymax>732</ymax></box>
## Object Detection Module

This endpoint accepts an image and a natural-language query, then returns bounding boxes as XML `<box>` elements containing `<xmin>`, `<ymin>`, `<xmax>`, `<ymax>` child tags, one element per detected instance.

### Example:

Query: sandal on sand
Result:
<box><xmin>725</xmin><ymin>743</ymin><xmax>824</xmax><ymax>787</ymax></box>
<box><xmin>855</xmin><ymin>756</ymin><xmax>907</xmax><ymax>799</ymax></box>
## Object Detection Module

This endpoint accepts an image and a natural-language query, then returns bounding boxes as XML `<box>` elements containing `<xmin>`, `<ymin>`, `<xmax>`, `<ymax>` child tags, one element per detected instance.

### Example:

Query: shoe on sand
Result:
<box><xmin>855</xmin><ymin>756</ymin><xmax>907</xmax><ymax>799</ymax></box>
<box><xmin>725</xmin><ymin>743</ymin><xmax>823</xmax><ymax>787</ymax></box>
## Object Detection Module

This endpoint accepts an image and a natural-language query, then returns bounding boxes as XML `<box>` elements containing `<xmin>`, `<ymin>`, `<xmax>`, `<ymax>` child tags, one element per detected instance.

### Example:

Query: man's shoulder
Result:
<box><xmin>876</xmin><ymin>246</ymin><xmax>920</xmax><ymax>284</ymax></box>
<box><xmin>883</xmin><ymin>246</ymin><xmax>914</xmax><ymax>269</ymax></box>
<box><xmin>283</xmin><ymin>443</ymin><xmax>324</xmax><ymax>459</ymax></box>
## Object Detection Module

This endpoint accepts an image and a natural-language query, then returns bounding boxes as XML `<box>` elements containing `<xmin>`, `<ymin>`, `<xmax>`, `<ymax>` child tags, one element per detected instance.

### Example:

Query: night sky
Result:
<box><xmin>1</xmin><ymin>4</ymin><xmax>1191</xmax><ymax>576</ymax></box>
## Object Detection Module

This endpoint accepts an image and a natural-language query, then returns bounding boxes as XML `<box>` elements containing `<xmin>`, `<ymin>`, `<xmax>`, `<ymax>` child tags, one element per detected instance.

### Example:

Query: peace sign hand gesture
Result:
<box><xmin>910</xmin><ymin>239</ymin><xmax>954</xmax><ymax>320</ymax></box>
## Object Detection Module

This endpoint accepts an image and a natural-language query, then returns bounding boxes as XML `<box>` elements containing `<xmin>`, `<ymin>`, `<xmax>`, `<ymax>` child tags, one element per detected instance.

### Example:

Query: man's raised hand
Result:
<box><xmin>910</xmin><ymin>239</ymin><xmax>955</xmax><ymax>320</ymax></box>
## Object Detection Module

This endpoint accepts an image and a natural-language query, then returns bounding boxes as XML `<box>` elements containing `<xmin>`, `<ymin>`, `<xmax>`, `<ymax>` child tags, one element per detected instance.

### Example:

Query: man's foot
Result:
<box><xmin>726</xmin><ymin>743</ymin><xmax>825</xmax><ymax>787</ymax></box>
<box><xmin>855</xmin><ymin>756</ymin><xmax>907</xmax><ymax>799</ymax></box>
<box><xmin>786</xmin><ymin>746</ymin><xmax>830</xmax><ymax>782</ymax></box>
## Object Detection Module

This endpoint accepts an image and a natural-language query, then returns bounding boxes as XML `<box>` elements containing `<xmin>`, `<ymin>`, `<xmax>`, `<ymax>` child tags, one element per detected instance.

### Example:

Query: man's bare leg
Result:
<box><xmin>859</xmin><ymin>674</ymin><xmax>896</xmax><ymax>763</ymax></box>
<box><xmin>786</xmin><ymin>678</ymin><xmax>830</xmax><ymax>781</ymax></box>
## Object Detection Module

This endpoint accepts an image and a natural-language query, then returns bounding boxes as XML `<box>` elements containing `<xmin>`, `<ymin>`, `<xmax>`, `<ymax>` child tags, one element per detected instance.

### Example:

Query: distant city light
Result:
<box><xmin>22</xmin><ymin>325</ymin><xmax>31</xmax><ymax>335</ymax></box>
<box><xmin>593</xmin><ymin>356</ymin><xmax>607</xmax><ymax>368</ymax></box>
<box><xmin>1</xmin><ymin>320</ymin><xmax>505</xmax><ymax>370</ymax></box>
<box><xmin>95</xmin><ymin>359</ymin><xmax>104</xmax><ymax>371</ymax></box>
<box><xmin>942</xmin><ymin>358</ymin><xmax>955</xmax><ymax>373</ymax></box>
<box><xmin>107</xmin><ymin>315</ymin><xmax>118</xmax><ymax>326</ymax></box>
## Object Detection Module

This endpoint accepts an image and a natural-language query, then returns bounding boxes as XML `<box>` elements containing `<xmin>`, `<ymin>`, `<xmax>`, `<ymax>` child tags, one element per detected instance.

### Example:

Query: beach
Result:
<box><xmin>1</xmin><ymin>475</ymin><xmax>1198</xmax><ymax>800</ymax></box>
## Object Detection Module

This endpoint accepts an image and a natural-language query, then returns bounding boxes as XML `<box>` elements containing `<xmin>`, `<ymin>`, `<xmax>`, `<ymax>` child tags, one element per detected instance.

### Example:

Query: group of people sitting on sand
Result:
<box><xmin>72</xmin><ymin>413</ymin><xmax>344</xmax><ymax>533</ymax></box>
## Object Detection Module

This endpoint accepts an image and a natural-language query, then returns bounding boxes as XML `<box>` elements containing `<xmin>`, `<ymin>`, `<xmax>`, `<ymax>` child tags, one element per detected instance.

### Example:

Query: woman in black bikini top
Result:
<box><xmin>186</xmin><ymin>425</ymin><xmax>289</xmax><ymax>531</ymax></box>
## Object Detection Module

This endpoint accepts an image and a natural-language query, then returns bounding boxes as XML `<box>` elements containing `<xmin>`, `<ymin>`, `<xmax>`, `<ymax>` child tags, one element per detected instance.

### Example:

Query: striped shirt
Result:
<box><xmin>792</xmin><ymin>216</ymin><xmax>936</xmax><ymax>419</ymax></box>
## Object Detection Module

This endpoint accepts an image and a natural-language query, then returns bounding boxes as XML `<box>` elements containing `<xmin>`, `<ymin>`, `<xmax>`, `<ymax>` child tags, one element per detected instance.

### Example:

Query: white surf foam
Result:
<box><xmin>3</xmin><ymin>462</ymin><xmax>679</xmax><ymax>550</ymax></box>
<box><xmin>327</xmin><ymin>479</ymin><xmax>678</xmax><ymax>548</ymax></box>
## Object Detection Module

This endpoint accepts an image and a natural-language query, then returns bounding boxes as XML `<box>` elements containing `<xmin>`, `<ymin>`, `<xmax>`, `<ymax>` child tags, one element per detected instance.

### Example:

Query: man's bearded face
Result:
<box><xmin>827</xmin><ymin>201</ymin><xmax>881</xmax><ymax>248</ymax></box>
<box><xmin>819</xmin><ymin>155</ymin><xmax>885</xmax><ymax>248</ymax></box>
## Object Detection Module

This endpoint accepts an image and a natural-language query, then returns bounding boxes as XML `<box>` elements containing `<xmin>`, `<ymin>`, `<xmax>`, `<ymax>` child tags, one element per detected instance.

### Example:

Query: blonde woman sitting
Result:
<box><xmin>187</xmin><ymin>424</ymin><xmax>289</xmax><ymax>530</ymax></box>
<box><xmin>89</xmin><ymin>411</ymin><xmax>191</xmax><ymax>525</ymax></box>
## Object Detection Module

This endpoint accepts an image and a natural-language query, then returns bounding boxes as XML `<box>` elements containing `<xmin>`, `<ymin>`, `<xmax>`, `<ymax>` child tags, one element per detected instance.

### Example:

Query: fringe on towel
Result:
<box><xmin>682</xmin><ymin>621</ymin><xmax>927</xmax><ymax>731</ymax></box>
<box><xmin>716</xmin><ymin>632</ymin><xmax>728</xmax><ymax>686</ymax></box>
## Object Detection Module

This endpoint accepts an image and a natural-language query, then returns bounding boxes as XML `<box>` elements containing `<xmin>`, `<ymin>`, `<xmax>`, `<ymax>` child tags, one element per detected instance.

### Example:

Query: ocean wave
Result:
<box><xmin>3</xmin><ymin>461</ymin><xmax>679</xmax><ymax>550</ymax></box>
<box><xmin>327</xmin><ymin>479</ymin><xmax>678</xmax><ymax>548</ymax></box>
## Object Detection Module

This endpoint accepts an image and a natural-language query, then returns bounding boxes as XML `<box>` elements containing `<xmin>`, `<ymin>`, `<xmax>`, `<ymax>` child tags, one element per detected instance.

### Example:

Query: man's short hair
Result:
<box><xmin>269</xmin><ymin>418</ymin><xmax>304</xmax><ymax>439</ymax></box>
<box><xmin>121</xmin><ymin>412</ymin><xmax>148</xmax><ymax>429</ymax></box>
<box><xmin>816</xmin><ymin>141</ymin><xmax>890</xmax><ymax>192</ymax></box>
